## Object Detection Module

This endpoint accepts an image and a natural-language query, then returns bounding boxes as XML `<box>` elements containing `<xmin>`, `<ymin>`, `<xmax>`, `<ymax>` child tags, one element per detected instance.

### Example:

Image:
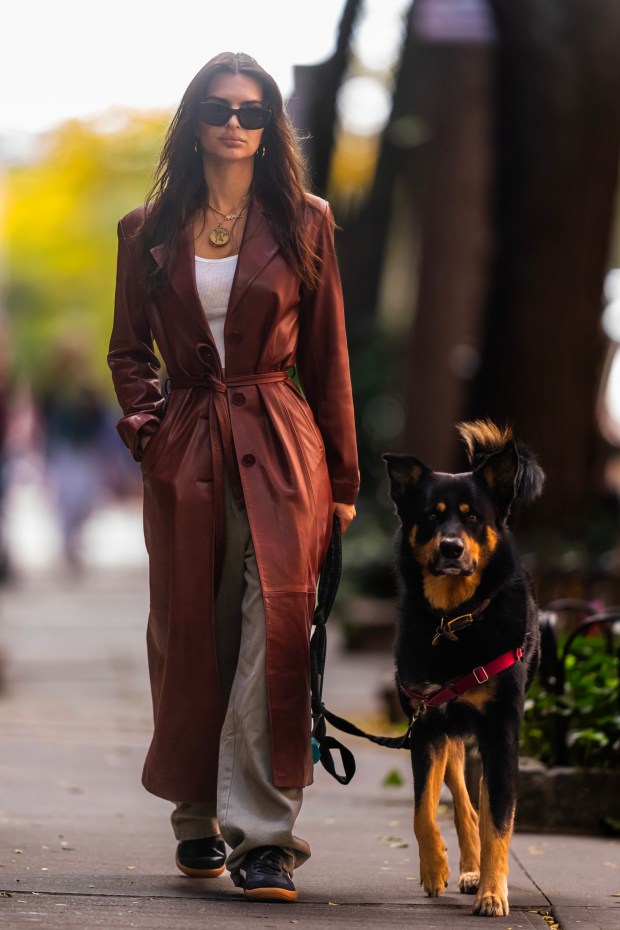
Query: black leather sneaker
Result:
<box><xmin>241</xmin><ymin>846</ymin><xmax>298</xmax><ymax>901</ymax></box>
<box><xmin>175</xmin><ymin>835</ymin><xmax>226</xmax><ymax>877</ymax></box>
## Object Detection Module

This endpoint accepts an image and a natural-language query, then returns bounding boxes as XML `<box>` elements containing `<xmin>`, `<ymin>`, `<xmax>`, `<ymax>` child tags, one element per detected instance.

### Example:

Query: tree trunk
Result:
<box><xmin>472</xmin><ymin>0</ymin><xmax>620</xmax><ymax>536</ymax></box>
<box><xmin>286</xmin><ymin>0</ymin><xmax>362</xmax><ymax>197</ymax></box>
<box><xmin>397</xmin><ymin>30</ymin><xmax>496</xmax><ymax>469</ymax></box>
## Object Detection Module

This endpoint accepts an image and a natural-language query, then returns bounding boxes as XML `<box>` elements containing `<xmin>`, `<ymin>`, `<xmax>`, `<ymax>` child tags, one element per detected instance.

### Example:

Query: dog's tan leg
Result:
<box><xmin>444</xmin><ymin>739</ymin><xmax>480</xmax><ymax>894</ymax></box>
<box><xmin>473</xmin><ymin>777</ymin><xmax>513</xmax><ymax>916</ymax></box>
<box><xmin>413</xmin><ymin>739</ymin><xmax>450</xmax><ymax>897</ymax></box>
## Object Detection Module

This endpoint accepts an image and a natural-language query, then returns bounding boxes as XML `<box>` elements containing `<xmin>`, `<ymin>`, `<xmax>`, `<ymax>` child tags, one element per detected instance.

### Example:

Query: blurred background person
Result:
<box><xmin>36</xmin><ymin>336</ymin><xmax>115</xmax><ymax>572</ymax></box>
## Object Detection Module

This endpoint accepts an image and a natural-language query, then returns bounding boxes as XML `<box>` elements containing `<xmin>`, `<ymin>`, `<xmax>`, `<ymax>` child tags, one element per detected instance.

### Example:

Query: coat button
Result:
<box><xmin>242</xmin><ymin>454</ymin><xmax>256</xmax><ymax>467</ymax></box>
<box><xmin>229</xmin><ymin>332</ymin><xmax>242</xmax><ymax>344</ymax></box>
<box><xmin>232</xmin><ymin>392</ymin><xmax>246</xmax><ymax>406</ymax></box>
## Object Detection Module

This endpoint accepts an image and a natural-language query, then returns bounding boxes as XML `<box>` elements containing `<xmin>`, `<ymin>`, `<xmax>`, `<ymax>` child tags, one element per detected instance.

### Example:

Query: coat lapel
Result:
<box><xmin>150</xmin><ymin>226</ymin><xmax>206</xmax><ymax>331</ymax></box>
<box><xmin>226</xmin><ymin>198</ymin><xmax>281</xmax><ymax>319</ymax></box>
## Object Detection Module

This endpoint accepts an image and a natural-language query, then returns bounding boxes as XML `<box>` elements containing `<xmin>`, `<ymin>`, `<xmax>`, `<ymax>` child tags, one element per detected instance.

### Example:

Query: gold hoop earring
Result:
<box><xmin>194</xmin><ymin>138</ymin><xmax>202</xmax><ymax>156</ymax></box>
<box><xmin>256</xmin><ymin>145</ymin><xmax>266</xmax><ymax>159</ymax></box>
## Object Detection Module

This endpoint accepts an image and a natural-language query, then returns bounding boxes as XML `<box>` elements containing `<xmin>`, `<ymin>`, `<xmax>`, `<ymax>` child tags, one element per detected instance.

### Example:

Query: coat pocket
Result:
<box><xmin>140</xmin><ymin>392</ymin><xmax>180</xmax><ymax>475</ymax></box>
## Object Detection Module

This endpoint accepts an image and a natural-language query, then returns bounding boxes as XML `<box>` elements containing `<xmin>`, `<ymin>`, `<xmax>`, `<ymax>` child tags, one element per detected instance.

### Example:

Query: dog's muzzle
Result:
<box><xmin>432</xmin><ymin>536</ymin><xmax>476</xmax><ymax>575</ymax></box>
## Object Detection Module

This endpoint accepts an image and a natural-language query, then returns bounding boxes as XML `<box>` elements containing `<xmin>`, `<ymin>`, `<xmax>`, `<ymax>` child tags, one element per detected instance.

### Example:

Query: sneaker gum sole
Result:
<box><xmin>244</xmin><ymin>887</ymin><xmax>298</xmax><ymax>902</ymax></box>
<box><xmin>175</xmin><ymin>858</ymin><xmax>226</xmax><ymax>879</ymax></box>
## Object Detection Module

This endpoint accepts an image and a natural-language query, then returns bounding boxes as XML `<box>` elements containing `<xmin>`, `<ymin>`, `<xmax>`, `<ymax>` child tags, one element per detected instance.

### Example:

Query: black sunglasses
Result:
<box><xmin>198</xmin><ymin>101</ymin><xmax>272</xmax><ymax>130</ymax></box>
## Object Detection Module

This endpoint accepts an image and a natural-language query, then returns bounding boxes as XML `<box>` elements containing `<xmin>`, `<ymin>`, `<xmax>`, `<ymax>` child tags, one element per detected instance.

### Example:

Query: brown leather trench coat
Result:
<box><xmin>108</xmin><ymin>194</ymin><xmax>359</xmax><ymax>801</ymax></box>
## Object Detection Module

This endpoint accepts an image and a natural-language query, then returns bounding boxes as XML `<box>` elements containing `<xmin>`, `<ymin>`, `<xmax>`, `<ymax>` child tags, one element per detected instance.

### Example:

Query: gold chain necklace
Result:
<box><xmin>206</xmin><ymin>194</ymin><xmax>249</xmax><ymax>248</ymax></box>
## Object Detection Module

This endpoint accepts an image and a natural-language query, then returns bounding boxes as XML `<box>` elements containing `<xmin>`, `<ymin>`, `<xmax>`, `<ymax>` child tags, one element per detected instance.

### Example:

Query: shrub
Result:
<box><xmin>521</xmin><ymin>635</ymin><xmax>620</xmax><ymax>768</ymax></box>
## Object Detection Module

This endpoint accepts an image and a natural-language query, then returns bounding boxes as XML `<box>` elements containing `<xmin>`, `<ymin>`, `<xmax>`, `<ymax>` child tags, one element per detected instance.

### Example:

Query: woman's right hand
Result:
<box><xmin>332</xmin><ymin>501</ymin><xmax>356</xmax><ymax>533</ymax></box>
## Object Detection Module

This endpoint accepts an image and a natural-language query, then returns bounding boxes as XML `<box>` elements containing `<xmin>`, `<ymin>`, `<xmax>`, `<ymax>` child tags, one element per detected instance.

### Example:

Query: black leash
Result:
<box><xmin>310</xmin><ymin>516</ymin><xmax>412</xmax><ymax>785</ymax></box>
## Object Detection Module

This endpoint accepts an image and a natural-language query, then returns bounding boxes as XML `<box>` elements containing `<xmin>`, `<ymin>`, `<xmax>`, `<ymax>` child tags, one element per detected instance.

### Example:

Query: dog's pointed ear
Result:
<box><xmin>475</xmin><ymin>439</ymin><xmax>545</xmax><ymax>521</ymax></box>
<box><xmin>474</xmin><ymin>442</ymin><xmax>520</xmax><ymax>519</ymax></box>
<box><xmin>382</xmin><ymin>454</ymin><xmax>429</xmax><ymax>507</ymax></box>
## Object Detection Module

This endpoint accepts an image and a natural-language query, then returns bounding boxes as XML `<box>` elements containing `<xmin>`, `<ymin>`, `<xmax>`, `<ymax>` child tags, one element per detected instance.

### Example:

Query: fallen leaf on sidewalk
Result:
<box><xmin>382</xmin><ymin>769</ymin><xmax>404</xmax><ymax>787</ymax></box>
<box><xmin>378</xmin><ymin>834</ymin><xmax>409</xmax><ymax>848</ymax></box>
<box><xmin>530</xmin><ymin>910</ymin><xmax>559</xmax><ymax>930</ymax></box>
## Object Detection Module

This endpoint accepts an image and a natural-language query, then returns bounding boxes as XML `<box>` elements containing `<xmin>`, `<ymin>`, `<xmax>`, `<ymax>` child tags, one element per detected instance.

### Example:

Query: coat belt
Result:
<box><xmin>167</xmin><ymin>370</ymin><xmax>290</xmax><ymax>593</ymax></box>
<box><xmin>169</xmin><ymin>370</ymin><xmax>290</xmax><ymax>391</ymax></box>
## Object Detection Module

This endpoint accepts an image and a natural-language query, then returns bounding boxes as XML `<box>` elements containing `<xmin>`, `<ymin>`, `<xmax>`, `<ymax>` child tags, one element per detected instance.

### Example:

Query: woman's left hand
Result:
<box><xmin>332</xmin><ymin>501</ymin><xmax>356</xmax><ymax>534</ymax></box>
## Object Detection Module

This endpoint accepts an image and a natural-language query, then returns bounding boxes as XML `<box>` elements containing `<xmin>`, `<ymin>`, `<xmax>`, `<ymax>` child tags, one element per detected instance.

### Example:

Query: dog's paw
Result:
<box><xmin>458</xmin><ymin>870</ymin><xmax>479</xmax><ymax>894</ymax></box>
<box><xmin>421</xmin><ymin>873</ymin><xmax>449</xmax><ymax>897</ymax></box>
<box><xmin>420</xmin><ymin>853</ymin><xmax>450</xmax><ymax>897</ymax></box>
<box><xmin>472</xmin><ymin>890</ymin><xmax>509</xmax><ymax>917</ymax></box>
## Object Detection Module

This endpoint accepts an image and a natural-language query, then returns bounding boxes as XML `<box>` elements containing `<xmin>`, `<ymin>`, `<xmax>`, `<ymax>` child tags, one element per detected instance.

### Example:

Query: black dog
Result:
<box><xmin>383</xmin><ymin>420</ymin><xmax>544</xmax><ymax>917</ymax></box>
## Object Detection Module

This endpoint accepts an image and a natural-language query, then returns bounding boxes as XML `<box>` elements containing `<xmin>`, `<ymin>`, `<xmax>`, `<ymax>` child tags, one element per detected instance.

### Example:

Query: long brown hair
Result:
<box><xmin>139</xmin><ymin>52</ymin><xmax>322</xmax><ymax>291</ymax></box>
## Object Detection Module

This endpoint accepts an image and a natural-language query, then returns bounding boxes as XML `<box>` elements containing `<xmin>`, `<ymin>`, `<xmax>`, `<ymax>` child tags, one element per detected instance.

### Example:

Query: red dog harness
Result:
<box><xmin>398</xmin><ymin>647</ymin><xmax>524</xmax><ymax>714</ymax></box>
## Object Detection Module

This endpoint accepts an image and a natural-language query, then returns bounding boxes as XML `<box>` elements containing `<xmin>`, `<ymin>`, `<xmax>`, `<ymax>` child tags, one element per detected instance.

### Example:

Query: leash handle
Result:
<box><xmin>313</xmin><ymin>514</ymin><xmax>342</xmax><ymax>628</ymax></box>
<box><xmin>310</xmin><ymin>513</ymin><xmax>412</xmax><ymax>784</ymax></box>
<box><xmin>312</xmin><ymin>713</ymin><xmax>356</xmax><ymax>784</ymax></box>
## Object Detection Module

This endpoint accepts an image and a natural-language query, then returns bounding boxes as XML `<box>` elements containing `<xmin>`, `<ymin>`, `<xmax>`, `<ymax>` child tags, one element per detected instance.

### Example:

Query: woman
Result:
<box><xmin>108</xmin><ymin>51</ymin><xmax>359</xmax><ymax>902</ymax></box>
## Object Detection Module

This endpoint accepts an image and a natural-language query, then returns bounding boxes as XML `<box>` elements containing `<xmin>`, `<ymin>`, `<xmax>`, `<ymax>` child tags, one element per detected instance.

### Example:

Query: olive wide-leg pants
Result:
<box><xmin>170</xmin><ymin>478</ymin><xmax>311</xmax><ymax>885</ymax></box>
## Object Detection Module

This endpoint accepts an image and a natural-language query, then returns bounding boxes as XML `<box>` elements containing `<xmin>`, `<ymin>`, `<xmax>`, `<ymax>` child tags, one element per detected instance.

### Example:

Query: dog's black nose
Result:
<box><xmin>440</xmin><ymin>537</ymin><xmax>465</xmax><ymax>559</ymax></box>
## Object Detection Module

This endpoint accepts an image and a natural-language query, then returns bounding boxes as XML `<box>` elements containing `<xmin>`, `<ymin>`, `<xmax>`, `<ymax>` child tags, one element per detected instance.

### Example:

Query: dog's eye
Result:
<box><xmin>467</xmin><ymin>513</ymin><xmax>479</xmax><ymax>524</ymax></box>
<box><xmin>427</xmin><ymin>512</ymin><xmax>438</xmax><ymax>522</ymax></box>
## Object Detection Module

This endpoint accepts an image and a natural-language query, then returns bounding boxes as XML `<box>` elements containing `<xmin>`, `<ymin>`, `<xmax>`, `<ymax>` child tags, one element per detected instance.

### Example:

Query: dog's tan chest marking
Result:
<box><xmin>422</xmin><ymin>573</ymin><xmax>482</xmax><ymax>612</ymax></box>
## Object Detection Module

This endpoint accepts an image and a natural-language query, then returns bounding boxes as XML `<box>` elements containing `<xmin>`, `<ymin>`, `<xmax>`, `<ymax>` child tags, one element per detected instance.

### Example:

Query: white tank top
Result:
<box><xmin>194</xmin><ymin>254</ymin><xmax>238</xmax><ymax>369</ymax></box>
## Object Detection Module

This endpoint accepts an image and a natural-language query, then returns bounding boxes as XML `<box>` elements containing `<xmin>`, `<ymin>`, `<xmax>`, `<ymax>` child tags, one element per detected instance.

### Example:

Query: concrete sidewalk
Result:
<box><xmin>0</xmin><ymin>564</ymin><xmax>618</xmax><ymax>929</ymax></box>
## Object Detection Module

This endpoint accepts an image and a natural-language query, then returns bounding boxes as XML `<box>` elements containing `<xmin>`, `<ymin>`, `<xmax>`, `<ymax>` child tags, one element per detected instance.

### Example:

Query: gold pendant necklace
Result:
<box><xmin>206</xmin><ymin>194</ymin><xmax>249</xmax><ymax>248</ymax></box>
<box><xmin>209</xmin><ymin>225</ymin><xmax>232</xmax><ymax>247</ymax></box>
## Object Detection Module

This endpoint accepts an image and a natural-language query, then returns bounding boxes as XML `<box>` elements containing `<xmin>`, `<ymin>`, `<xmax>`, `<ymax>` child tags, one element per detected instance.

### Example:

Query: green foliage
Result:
<box><xmin>521</xmin><ymin>635</ymin><xmax>620</xmax><ymax>769</ymax></box>
<box><xmin>5</xmin><ymin>110</ymin><xmax>170</xmax><ymax>394</ymax></box>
